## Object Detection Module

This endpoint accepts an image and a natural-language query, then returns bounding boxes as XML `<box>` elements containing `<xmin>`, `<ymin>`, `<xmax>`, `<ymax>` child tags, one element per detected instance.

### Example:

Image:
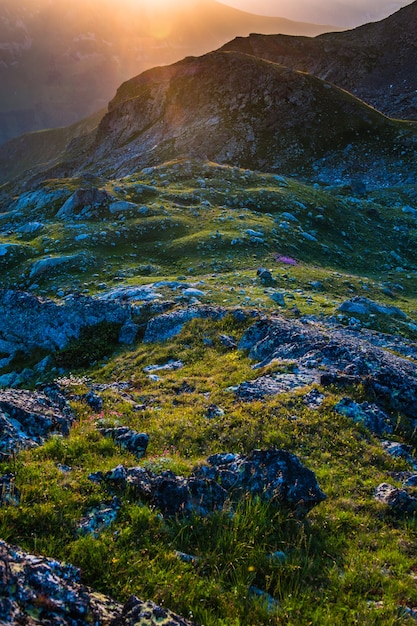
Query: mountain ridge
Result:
<box><xmin>220</xmin><ymin>0</ymin><xmax>417</xmax><ymax>119</ymax></box>
<box><xmin>0</xmin><ymin>0</ymin><xmax>336</xmax><ymax>145</ymax></box>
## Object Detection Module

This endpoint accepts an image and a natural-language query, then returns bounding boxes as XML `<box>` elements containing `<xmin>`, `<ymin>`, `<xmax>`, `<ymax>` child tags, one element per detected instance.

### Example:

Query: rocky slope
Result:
<box><xmin>7</xmin><ymin>49</ymin><xmax>416</xmax><ymax>188</ymax></box>
<box><xmin>0</xmin><ymin>0</ymin><xmax>333</xmax><ymax>145</ymax></box>
<box><xmin>221</xmin><ymin>0</ymin><xmax>417</xmax><ymax>120</ymax></box>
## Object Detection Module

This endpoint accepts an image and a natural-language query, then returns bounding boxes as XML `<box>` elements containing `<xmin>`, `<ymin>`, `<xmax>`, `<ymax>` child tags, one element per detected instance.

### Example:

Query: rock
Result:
<box><xmin>56</xmin><ymin>187</ymin><xmax>113</xmax><ymax>219</ymax></box>
<box><xmin>78</xmin><ymin>496</ymin><xmax>122</xmax><ymax>537</ymax></box>
<box><xmin>0</xmin><ymin>289</ymin><xmax>135</xmax><ymax>355</ymax></box>
<box><xmin>234</xmin><ymin>369</ymin><xmax>319</xmax><ymax>401</ymax></box>
<box><xmin>109</xmin><ymin>200</ymin><xmax>138</xmax><ymax>214</ymax></box>
<box><xmin>257</xmin><ymin>267</ymin><xmax>275</xmax><ymax>286</ymax></box>
<box><xmin>196</xmin><ymin>449</ymin><xmax>326</xmax><ymax>516</ymax></box>
<box><xmin>0</xmin><ymin>474</ymin><xmax>20</xmax><ymax>506</ymax></box>
<box><xmin>109</xmin><ymin>595</ymin><xmax>196</xmax><ymax>626</ymax></box>
<box><xmin>84</xmin><ymin>391</ymin><xmax>103</xmax><ymax>412</ymax></box>
<box><xmin>0</xmin><ymin>539</ymin><xmax>193</xmax><ymax>626</ymax></box>
<box><xmin>99</xmin><ymin>426</ymin><xmax>149</xmax><ymax>459</ymax></box>
<box><xmin>334</xmin><ymin>397</ymin><xmax>395</xmax><ymax>434</ymax></box>
<box><xmin>143</xmin><ymin>359</ymin><xmax>184</xmax><ymax>373</ymax></box>
<box><xmin>108</xmin><ymin>448</ymin><xmax>325</xmax><ymax>518</ymax></box>
<box><xmin>118</xmin><ymin>320</ymin><xmax>139</xmax><ymax>345</ymax></box>
<box><xmin>239</xmin><ymin>316</ymin><xmax>417</xmax><ymax>419</ymax></box>
<box><xmin>218</xmin><ymin>333</ymin><xmax>237</xmax><ymax>348</ymax></box>
<box><xmin>374</xmin><ymin>483</ymin><xmax>417</xmax><ymax>514</ymax></box>
<box><xmin>381</xmin><ymin>441</ymin><xmax>417</xmax><ymax>469</ymax></box>
<box><xmin>0</xmin><ymin>388</ymin><xmax>74</xmax><ymax>457</ymax></box>
<box><xmin>248</xmin><ymin>586</ymin><xmax>279</xmax><ymax>612</ymax></box>
<box><xmin>205</xmin><ymin>404</ymin><xmax>225</xmax><ymax>419</ymax></box>
<box><xmin>99</xmin><ymin>285</ymin><xmax>163</xmax><ymax>302</ymax></box>
<box><xmin>29</xmin><ymin>253</ymin><xmax>90</xmax><ymax>279</ymax></box>
<box><xmin>16</xmin><ymin>221</ymin><xmax>44</xmax><ymax>234</ymax></box>
<box><xmin>143</xmin><ymin>306</ymin><xmax>227</xmax><ymax>343</ymax></box>
<box><xmin>182</xmin><ymin>288</ymin><xmax>206</xmax><ymax>298</ymax></box>
<box><xmin>303</xmin><ymin>388</ymin><xmax>325</xmax><ymax>409</ymax></box>
<box><xmin>337</xmin><ymin>297</ymin><xmax>408</xmax><ymax>319</ymax></box>
<box><xmin>270</xmin><ymin>292</ymin><xmax>286</xmax><ymax>306</ymax></box>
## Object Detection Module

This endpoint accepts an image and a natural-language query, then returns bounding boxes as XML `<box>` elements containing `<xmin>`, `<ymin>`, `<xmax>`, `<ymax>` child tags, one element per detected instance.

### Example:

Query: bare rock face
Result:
<box><xmin>0</xmin><ymin>540</ymin><xmax>195</xmax><ymax>626</ymax></box>
<box><xmin>221</xmin><ymin>1</ymin><xmax>417</xmax><ymax>120</ymax></box>
<box><xmin>0</xmin><ymin>387</ymin><xmax>74</xmax><ymax>457</ymax></box>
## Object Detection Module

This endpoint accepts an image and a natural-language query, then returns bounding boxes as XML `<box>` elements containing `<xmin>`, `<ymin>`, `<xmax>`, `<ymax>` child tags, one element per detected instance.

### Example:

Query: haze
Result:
<box><xmin>218</xmin><ymin>0</ymin><xmax>414</xmax><ymax>26</ymax></box>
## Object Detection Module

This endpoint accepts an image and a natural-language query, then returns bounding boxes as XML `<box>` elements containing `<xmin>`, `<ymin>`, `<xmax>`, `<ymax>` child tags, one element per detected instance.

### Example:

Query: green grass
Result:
<box><xmin>2</xmin><ymin>313</ymin><xmax>417</xmax><ymax>624</ymax></box>
<box><xmin>1</xmin><ymin>160</ymin><xmax>417</xmax><ymax>623</ymax></box>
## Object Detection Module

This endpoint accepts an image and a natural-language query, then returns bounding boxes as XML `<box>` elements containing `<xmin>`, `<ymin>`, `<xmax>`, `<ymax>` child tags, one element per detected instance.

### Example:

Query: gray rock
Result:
<box><xmin>56</xmin><ymin>188</ymin><xmax>112</xmax><ymax>219</ymax></box>
<box><xmin>109</xmin><ymin>200</ymin><xmax>138</xmax><ymax>214</ymax></box>
<box><xmin>234</xmin><ymin>369</ymin><xmax>319</xmax><ymax>401</ymax></box>
<box><xmin>338</xmin><ymin>297</ymin><xmax>408</xmax><ymax>319</ymax></box>
<box><xmin>84</xmin><ymin>391</ymin><xmax>103</xmax><ymax>412</ymax></box>
<box><xmin>0</xmin><ymin>289</ymin><xmax>134</xmax><ymax>355</ymax></box>
<box><xmin>303</xmin><ymin>388</ymin><xmax>325</xmax><ymax>409</ymax></box>
<box><xmin>16</xmin><ymin>221</ymin><xmax>44</xmax><ymax>234</ymax></box>
<box><xmin>257</xmin><ymin>267</ymin><xmax>275</xmax><ymax>286</ymax></box>
<box><xmin>107</xmin><ymin>448</ymin><xmax>325</xmax><ymax>518</ymax></box>
<box><xmin>99</xmin><ymin>284</ymin><xmax>162</xmax><ymax>302</ymax></box>
<box><xmin>29</xmin><ymin>253</ymin><xmax>89</xmax><ymax>279</ymax></box>
<box><xmin>218</xmin><ymin>333</ymin><xmax>237</xmax><ymax>348</ymax></box>
<box><xmin>182</xmin><ymin>287</ymin><xmax>206</xmax><ymax>298</ymax></box>
<box><xmin>374</xmin><ymin>483</ymin><xmax>417</xmax><ymax>514</ymax></box>
<box><xmin>205</xmin><ymin>404</ymin><xmax>225</xmax><ymax>419</ymax></box>
<box><xmin>143</xmin><ymin>359</ymin><xmax>184</xmax><ymax>373</ymax></box>
<box><xmin>118</xmin><ymin>321</ymin><xmax>139</xmax><ymax>345</ymax></box>
<box><xmin>239</xmin><ymin>316</ymin><xmax>417</xmax><ymax>419</ymax></box>
<box><xmin>334</xmin><ymin>397</ymin><xmax>395</xmax><ymax>434</ymax></box>
<box><xmin>78</xmin><ymin>496</ymin><xmax>121</xmax><ymax>537</ymax></box>
<box><xmin>110</xmin><ymin>596</ymin><xmax>196</xmax><ymax>626</ymax></box>
<box><xmin>99</xmin><ymin>426</ymin><xmax>149</xmax><ymax>459</ymax></box>
<box><xmin>143</xmin><ymin>306</ymin><xmax>226</xmax><ymax>343</ymax></box>
<box><xmin>270</xmin><ymin>292</ymin><xmax>286</xmax><ymax>306</ymax></box>
<box><xmin>381</xmin><ymin>441</ymin><xmax>417</xmax><ymax>469</ymax></box>
<box><xmin>0</xmin><ymin>388</ymin><xmax>74</xmax><ymax>457</ymax></box>
<box><xmin>0</xmin><ymin>540</ymin><xmax>194</xmax><ymax>625</ymax></box>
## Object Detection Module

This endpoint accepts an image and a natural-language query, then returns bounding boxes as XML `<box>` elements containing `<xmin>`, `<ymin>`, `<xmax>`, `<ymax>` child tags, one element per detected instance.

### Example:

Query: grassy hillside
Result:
<box><xmin>1</xmin><ymin>159</ymin><xmax>417</xmax><ymax>623</ymax></box>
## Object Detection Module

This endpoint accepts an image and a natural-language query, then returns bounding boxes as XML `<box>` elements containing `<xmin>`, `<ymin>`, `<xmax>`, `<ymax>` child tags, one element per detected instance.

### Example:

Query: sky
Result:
<box><xmin>217</xmin><ymin>0</ymin><xmax>414</xmax><ymax>26</ymax></box>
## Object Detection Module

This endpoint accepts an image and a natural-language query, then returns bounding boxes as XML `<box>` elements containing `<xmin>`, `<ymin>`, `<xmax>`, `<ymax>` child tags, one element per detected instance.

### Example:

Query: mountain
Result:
<box><xmin>4</xmin><ymin>48</ymin><xmax>413</xmax><ymax>190</ymax></box>
<box><xmin>0</xmin><ymin>0</ymin><xmax>334</xmax><ymax>146</ymax></box>
<box><xmin>220</xmin><ymin>0</ymin><xmax>417</xmax><ymax>119</ymax></box>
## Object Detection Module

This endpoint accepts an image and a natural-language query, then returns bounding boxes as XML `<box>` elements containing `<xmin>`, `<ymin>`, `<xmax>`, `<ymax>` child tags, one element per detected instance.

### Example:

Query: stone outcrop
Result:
<box><xmin>0</xmin><ymin>540</ymin><xmax>194</xmax><ymax>626</ymax></box>
<box><xmin>0</xmin><ymin>387</ymin><xmax>74</xmax><ymax>457</ymax></box>
<box><xmin>143</xmin><ymin>306</ymin><xmax>227</xmax><ymax>343</ymax></box>
<box><xmin>239</xmin><ymin>316</ymin><xmax>417</xmax><ymax>419</ymax></box>
<box><xmin>102</xmin><ymin>449</ymin><xmax>326</xmax><ymax>518</ymax></box>
<box><xmin>0</xmin><ymin>289</ymin><xmax>135</xmax><ymax>356</ymax></box>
